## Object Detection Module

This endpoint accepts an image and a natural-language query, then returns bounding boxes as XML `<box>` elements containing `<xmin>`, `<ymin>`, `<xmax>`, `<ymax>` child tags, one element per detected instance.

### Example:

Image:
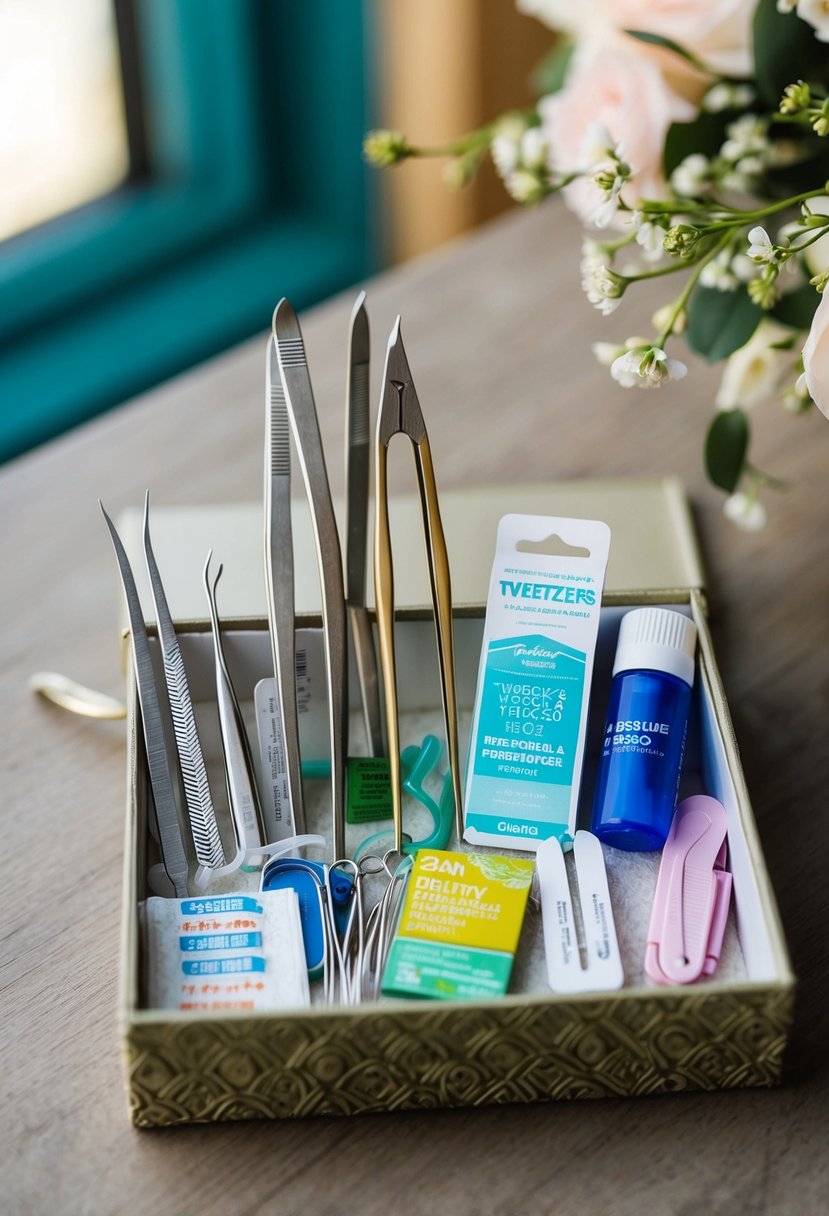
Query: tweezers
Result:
<box><xmin>143</xmin><ymin>494</ymin><xmax>225</xmax><ymax>875</ymax></box>
<box><xmin>99</xmin><ymin>501</ymin><xmax>189</xmax><ymax>897</ymax></box>
<box><xmin>374</xmin><ymin>318</ymin><xmax>463</xmax><ymax>852</ymax></box>
<box><xmin>273</xmin><ymin>299</ymin><xmax>348</xmax><ymax>859</ymax></box>
<box><xmin>345</xmin><ymin>292</ymin><xmax>384</xmax><ymax>756</ymax></box>
<box><xmin>204</xmin><ymin>552</ymin><xmax>266</xmax><ymax>856</ymax></box>
<box><xmin>264</xmin><ymin>334</ymin><xmax>305</xmax><ymax>834</ymax></box>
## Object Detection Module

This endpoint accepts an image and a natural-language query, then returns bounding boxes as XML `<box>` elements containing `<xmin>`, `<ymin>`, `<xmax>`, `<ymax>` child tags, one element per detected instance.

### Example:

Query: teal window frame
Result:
<box><xmin>0</xmin><ymin>0</ymin><xmax>373</xmax><ymax>462</ymax></box>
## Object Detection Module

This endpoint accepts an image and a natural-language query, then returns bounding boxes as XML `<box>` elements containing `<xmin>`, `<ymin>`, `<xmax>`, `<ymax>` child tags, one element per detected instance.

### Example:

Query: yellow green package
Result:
<box><xmin>382</xmin><ymin>849</ymin><xmax>534</xmax><ymax>1000</ymax></box>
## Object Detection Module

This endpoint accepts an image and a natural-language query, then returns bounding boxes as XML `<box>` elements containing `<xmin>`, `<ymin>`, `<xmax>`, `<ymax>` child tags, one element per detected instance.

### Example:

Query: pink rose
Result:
<box><xmin>538</xmin><ymin>40</ymin><xmax>695</xmax><ymax>226</ymax></box>
<box><xmin>802</xmin><ymin>290</ymin><xmax>829</xmax><ymax>420</ymax></box>
<box><xmin>607</xmin><ymin>0</ymin><xmax>755</xmax><ymax>77</ymax></box>
<box><xmin>520</xmin><ymin>1</ymin><xmax>754</xmax><ymax>78</ymax></box>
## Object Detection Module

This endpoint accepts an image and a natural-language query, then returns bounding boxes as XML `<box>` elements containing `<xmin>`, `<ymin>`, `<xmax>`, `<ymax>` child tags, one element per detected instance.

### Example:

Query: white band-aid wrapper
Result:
<box><xmin>143</xmin><ymin>889</ymin><xmax>310</xmax><ymax>1012</ymax></box>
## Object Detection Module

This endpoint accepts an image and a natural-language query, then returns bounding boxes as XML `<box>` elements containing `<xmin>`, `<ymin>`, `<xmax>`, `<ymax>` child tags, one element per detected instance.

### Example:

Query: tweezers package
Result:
<box><xmin>463</xmin><ymin>514</ymin><xmax>610</xmax><ymax>850</ymax></box>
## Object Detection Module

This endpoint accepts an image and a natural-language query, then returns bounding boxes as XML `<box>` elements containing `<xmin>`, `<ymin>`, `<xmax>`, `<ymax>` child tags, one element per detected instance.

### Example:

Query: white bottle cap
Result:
<box><xmin>612</xmin><ymin>607</ymin><xmax>697</xmax><ymax>687</ymax></box>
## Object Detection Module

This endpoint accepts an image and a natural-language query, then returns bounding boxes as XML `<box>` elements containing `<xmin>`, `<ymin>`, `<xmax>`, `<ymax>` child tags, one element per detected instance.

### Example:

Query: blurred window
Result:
<box><xmin>0</xmin><ymin>0</ymin><xmax>130</xmax><ymax>241</ymax></box>
<box><xmin>0</xmin><ymin>0</ymin><xmax>371</xmax><ymax>463</ymax></box>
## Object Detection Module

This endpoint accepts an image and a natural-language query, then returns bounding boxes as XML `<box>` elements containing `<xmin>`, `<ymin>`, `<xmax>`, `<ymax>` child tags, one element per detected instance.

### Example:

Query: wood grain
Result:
<box><xmin>1</xmin><ymin>203</ymin><xmax>827</xmax><ymax>1215</ymax></box>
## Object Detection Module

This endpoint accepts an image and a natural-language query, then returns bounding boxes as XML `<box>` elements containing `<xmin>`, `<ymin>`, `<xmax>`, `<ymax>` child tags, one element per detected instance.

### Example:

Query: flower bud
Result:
<box><xmin>363</xmin><ymin>130</ymin><xmax>410</xmax><ymax>167</ymax></box>
<box><xmin>663</xmin><ymin>225</ymin><xmax>701</xmax><ymax>256</ymax></box>
<box><xmin>779</xmin><ymin>80</ymin><xmax>811</xmax><ymax>115</ymax></box>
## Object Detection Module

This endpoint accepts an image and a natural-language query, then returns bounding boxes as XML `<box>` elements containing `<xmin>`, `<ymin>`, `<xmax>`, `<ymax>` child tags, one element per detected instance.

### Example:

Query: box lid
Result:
<box><xmin>116</xmin><ymin>476</ymin><xmax>704</xmax><ymax>624</ymax></box>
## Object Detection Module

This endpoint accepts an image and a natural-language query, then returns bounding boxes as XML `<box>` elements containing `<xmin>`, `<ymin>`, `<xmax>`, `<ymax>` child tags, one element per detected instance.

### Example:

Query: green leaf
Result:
<box><xmin>530</xmin><ymin>39</ymin><xmax>573</xmax><ymax>98</ymax></box>
<box><xmin>772</xmin><ymin>284</ymin><xmax>820</xmax><ymax>330</ymax></box>
<box><xmin>623</xmin><ymin>28</ymin><xmax>702</xmax><ymax>68</ymax></box>
<box><xmin>705</xmin><ymin>410</ymin><xmax>750</xmax><ymax>493</ymax></box>
<box><xmin>753</xmin><ymin>0</ymin><xmax>826</xmax><ymax>108</ymax></box>
<box><xmin>663</xmin><ymin>112</ymin><xmax>730</xmax><ymax>178</ymax></box>
<box><xmin>687</xmin><ymin>286</ymin><xmax>763</xmax><ymax>363</ymax></box>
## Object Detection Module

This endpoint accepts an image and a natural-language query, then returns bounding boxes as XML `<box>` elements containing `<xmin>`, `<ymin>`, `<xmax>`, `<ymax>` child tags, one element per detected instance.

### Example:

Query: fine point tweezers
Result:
<box><xmin>273</xmin><ymin>299</ymin><xmax>348</xmax><ymax>860</ymax></box>
<box><xmin>99</xmin><ymin>501</ymin><xmax>189</xmax><ymax>898</ymax></box>
<box><xmin>204</xmin><ymin>551</ymin><xmax>266</xmax><ymax>855</ymax></box>
<box><xmin>374</xmin><ymin>317</ymin><xmax>463</xmax><ymax>852</ymax></box>
<box><xmin>345</xmin><ymin>292</ymin><xmax>384</xmax><ymax>756</ymax></box>
<box><xmin>264</xmin><ymin>333</ymin><xmax>305</xmax><ymax>834</ymax></box>
<box><xmin>142</xmin><ymin>492</ymin><xmax>225</xmax><ymax>873</ymax></box>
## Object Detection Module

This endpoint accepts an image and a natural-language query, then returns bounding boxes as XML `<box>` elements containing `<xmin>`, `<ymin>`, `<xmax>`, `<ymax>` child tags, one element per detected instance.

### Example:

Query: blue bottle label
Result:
<box><xmin>591</xmin><ymin>669</ymin><xmax>692</xmax><ymax>851</ymax></box>
<box><xmin>465</xmin><ymin>634</ymin><xmax>585</xmax><ymax>839</ymax></box>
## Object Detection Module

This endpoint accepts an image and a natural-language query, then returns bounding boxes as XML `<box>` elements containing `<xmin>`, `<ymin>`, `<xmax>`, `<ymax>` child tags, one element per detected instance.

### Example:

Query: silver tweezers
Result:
<box><xmin>264</xmin><ymin>334</ymin><xmax>305</xmax><ymax>835</ymax></box>
<box><xmin>345</xmin><ymin>292</ymin><xmax>384</xmax><ymax>756</ymax></box>
<box><xmin>374</xmin><ymin>319</ymin><xmax>464</xmax><ymax>852</ymax></box>
<box><xmin>273</xmin><ymin>299</ymin><xmax>348</xmax><ymax>859</ymax></box>
<box><xmin>143</xmin><ymin>494</ymin><xmax>225</xmax><ymax>877</ymax></box>
<box><xmin>100</xmin><ymin>500</ymin><xmax>189</xmax><ymax>897</ymax></box>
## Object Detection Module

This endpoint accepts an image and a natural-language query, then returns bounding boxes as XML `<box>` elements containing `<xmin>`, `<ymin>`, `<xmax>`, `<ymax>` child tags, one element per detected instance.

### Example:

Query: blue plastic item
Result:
<box><xmin>591</xmin><ymin>608</ymin><xmax>697</xmax><ymax>852</ymax></box>
<box><xmin>260</xmin><ymin>858</ymin><xmax>354</xmax><ymax>979</ymax></box>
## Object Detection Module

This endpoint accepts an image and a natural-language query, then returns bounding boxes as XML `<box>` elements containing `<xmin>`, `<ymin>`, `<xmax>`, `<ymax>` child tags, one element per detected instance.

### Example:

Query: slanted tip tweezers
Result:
<box><xmin>374</xmin><ymin>318</ymin><xmax>463</xmax><ymax>852</ymax></box>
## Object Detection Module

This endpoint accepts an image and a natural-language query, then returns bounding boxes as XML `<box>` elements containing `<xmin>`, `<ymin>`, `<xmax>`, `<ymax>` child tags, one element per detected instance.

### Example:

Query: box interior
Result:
<box><xmin>128</xmin><ymin>600</ymin><xmax>789</xmax><ymax>1018</ymax></box>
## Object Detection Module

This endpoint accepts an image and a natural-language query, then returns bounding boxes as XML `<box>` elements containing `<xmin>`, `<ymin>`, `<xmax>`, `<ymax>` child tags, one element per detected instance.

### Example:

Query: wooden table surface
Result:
<box><xmin>2</xmin><ymin>204</ymin><xmax>827</xmax><ymax>1215</ymax></box>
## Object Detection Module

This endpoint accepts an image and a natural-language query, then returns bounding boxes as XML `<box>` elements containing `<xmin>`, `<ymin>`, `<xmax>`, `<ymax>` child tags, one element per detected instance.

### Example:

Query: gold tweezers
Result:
<box><xmin>374</xmin><ymin>317</ymin><xmax>463</xmax><ymax>852</ymax></box>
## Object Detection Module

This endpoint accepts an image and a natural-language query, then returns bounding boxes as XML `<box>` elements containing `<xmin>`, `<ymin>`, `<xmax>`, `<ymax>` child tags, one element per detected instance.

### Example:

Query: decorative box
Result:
<box><xmin>117</xmin><ymin>480</ymin><xmax>793</xmax><ymax>1126</ymax></box>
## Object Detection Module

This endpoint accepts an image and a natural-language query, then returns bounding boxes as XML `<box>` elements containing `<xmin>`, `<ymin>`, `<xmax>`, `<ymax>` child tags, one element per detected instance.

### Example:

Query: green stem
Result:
<box><xmin>656</xmin><ymin>233</ymin><xmax>731</xmax><ymax>347</ymax></box>
<box><xmin>788</xmin><ymin>223</ymin><xmax>829</xmax><ymax>254</ymax></box>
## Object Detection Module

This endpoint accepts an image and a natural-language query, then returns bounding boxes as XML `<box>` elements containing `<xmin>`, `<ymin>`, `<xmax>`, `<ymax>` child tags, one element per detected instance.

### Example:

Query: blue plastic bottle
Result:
<box><xmin>591</xmin><ymin>607</ymin><xmax>697</xmax><ymax>851</ymax></box>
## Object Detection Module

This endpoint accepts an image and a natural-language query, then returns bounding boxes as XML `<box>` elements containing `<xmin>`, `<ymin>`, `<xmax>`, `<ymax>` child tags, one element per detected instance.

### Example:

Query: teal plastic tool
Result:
<box><xmin>354</xmin><ymin>734</ymin><xmax>454</xmax><ymax>860</ymax></box>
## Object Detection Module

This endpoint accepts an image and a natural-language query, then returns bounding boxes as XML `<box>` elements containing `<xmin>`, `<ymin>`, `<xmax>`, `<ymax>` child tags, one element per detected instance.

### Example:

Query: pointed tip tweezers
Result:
<box><xmin>374</xmin><ymin>318</ymin><xmax>463</xmax><ymax>852</ymax></box>
<box><xmin>142</xmin><ymin>492</ymin><xmax>224</xmax><ymax>872</ymax></box>
<box><xmin>99</xmin><ymin>500</ymin><xmax>189</xmax><ymax>898</ymax></box>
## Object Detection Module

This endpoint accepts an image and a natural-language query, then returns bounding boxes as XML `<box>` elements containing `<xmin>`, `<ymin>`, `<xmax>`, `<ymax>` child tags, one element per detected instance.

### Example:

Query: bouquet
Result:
<box><xmin>365</xmin><ymin>0</ymin><xmax>829</xmax><ymax>530</ymax></box>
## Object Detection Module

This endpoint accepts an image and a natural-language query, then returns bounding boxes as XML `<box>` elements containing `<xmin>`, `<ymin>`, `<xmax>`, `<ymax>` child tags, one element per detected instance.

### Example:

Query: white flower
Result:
<box><xmin>582</xmin><ymin>123</ymin><xmax>622</xmax><ymax>169</ymax></box>
<box><xmin>505</xmin><ymin>169</ymin><xmax>546</xmax><ymax>203</ymax></box>
<box><xmin>520</xmin><ymin>127</ymin><xmax>548</xmax><ymax>170</ymax></box>
<box><xmin>581</xmin><ymin>261</ymin><xmax>625</xmax><ymax>315</ymax></box>
<box><xmin>747</xmin><ymin>226</ymin><xmax>779</xmax><ymax>264</ymax></box>
<box><xmin>777</xmin><ymin>1</ymin><xmax>796</xmax><ymax>11</ymax></box>
<box><xmin>700</xmin><ymin>248</ymin><xmax>738</xmax><ymax>292</ymax></box>
<box><xmin>634</xmin><ymin>213</ymin><xmax>665</xmax><ymax>260</ymax></box>
<box><xmin>796</xmin><ymin>0</ymin><xmax>829</xmax><ymax>42</ymax></box>
<box><xmin>723</xmin><ymin>492</ymin><xmax>767</xmax><ymax>531</ymax></box>
<box><xmin>738</xmin><ymin>154</ymin><xmax>764</xmax><ymax>177</ymax></box>
<box><xmin>610</xmin><ymin>346</ymin><xmax>688</xmax><ymax>388</ymax></box>
<box><xmin>670</xmin><ymin>153</ymin><xmax>710</xmax><ymax>197</ymax></box>
<box><xmin>490</xmin><ymin>113</ymin><xmax>530</xmax><ymax>179</ymax></box>
<box><xmin>491</xmin><ymin>134</ymin><xmax>520</xmax><ymax>178</ymax></box>
<box><xmin>721</xmin><ymin>114</ymin><xmax>767</xmax><ymax>161</ymax></box>
<box><xmin>715</xmin><ymin>320</ymin><xmax>791</xmax><ymax>409</ymax></box>
<box><xmin>702</xmin><ymin>82</ymin><xmax>756</xmax><ymax>113</ymax></box>
<box><xmin>783</xmin><ymin>371</ymin><xmax>813</xmax><ymax>412</ymax></box>
<box><xmin>731</xmin><ymin>253</ymin><xmax>756</xmax><ymax>282</ymax></box>
<box><xmin>592</xmin><ymin>182</ymin><xmax>625</xmax><ymax>229</ymax></box>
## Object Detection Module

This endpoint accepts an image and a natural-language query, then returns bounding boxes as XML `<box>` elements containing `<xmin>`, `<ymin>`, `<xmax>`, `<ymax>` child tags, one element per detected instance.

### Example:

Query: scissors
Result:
<box><xmin>374</xmin><ymin>318</ymin><xmax>464</xmax><ymax>852</ymax></box>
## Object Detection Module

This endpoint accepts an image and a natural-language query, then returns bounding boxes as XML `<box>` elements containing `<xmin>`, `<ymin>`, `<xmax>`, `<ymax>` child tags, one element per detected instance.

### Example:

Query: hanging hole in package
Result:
<box><xmin>111</xmin><ymin>294</ymin><xmax>794</xmax><ymax>1127</ymax></box>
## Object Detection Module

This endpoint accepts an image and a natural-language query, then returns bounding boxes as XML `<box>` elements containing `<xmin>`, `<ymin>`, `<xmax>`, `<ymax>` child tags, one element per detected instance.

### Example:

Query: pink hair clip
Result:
<box><xmin>645</xmin><ymin>795</ymin><xmax>732</xmax><ymax>986</ymax></box>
